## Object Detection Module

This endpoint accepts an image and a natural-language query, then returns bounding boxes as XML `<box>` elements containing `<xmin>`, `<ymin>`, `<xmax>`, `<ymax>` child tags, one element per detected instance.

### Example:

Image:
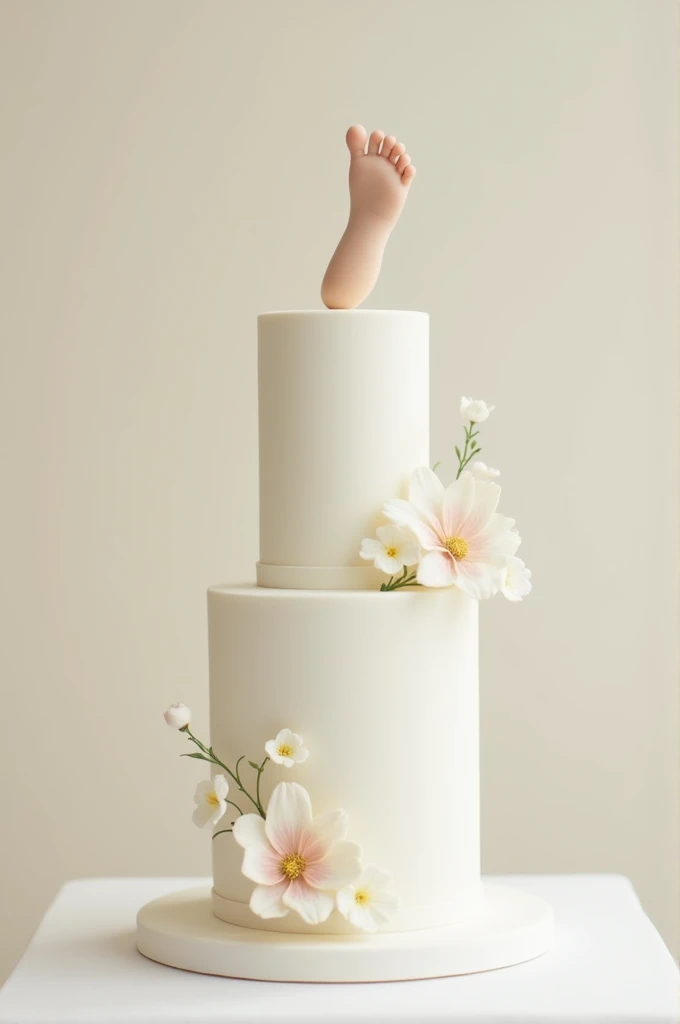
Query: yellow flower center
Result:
<box><xmin>354</xmin><ymin>889</ymin><xmax>370</xmax><ymax>906</ymax></box>
<box><xmin>277</xmin><ymin>744</ymin><xmax>293</xmax><ymax>757</ymax></box>
<box><xmin>206</xmin><ymin>791</ymin><xmax>220</xmax><ymax>807</ymax></box>
<box><xmin>281</xmin><ymin>853</ymin><xmax>306</xmax><ymax>880</ymax></box>
<box><xmin>385</xmin><ymin>546</ymin><xmax>398</xmax><ymax>558</ymax></box>
<box><xmin>444</xmin><ymin>536</ymin><xmax>468</xmax><ymax>560</ymax></box>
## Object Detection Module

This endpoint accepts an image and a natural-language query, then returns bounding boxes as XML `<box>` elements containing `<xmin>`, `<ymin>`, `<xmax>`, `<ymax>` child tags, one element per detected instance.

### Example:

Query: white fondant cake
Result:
<box><xmin>209</xmin><ymin>584</ymin><xmax>479</xmax><ymax>933</ymax></box>
<box><xmin>210</xmin><ymin>311</ymin><xmax>481</xmax><ymax>932</ymax></box>
<box><xmin>138</xmin><ymin>309</ymin><xmax>553</xmax><ymax>981</ymax></box>
<box><xmin>256</xmin><ymin>311</ymin><xmax>428</xmax><ymax>590</ymax></box>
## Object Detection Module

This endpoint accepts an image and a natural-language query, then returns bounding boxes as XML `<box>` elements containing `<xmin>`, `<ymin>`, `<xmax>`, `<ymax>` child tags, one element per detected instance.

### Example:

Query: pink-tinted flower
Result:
<box><xmin>383</xmin><ymin>467</ymin><xmax>520</xmax><ymax>599</ymax></box>
<box><xmin>232</xmin><ymin>782</ymin><xmax>362</xmax><ymax>925</ymax></box>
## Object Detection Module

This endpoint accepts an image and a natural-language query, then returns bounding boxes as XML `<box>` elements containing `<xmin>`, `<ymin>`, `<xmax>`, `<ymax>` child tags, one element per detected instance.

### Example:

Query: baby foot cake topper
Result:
<box><xmin>321</xmin><ymin>125</ymin><xmax>416</xmax><ymax>310</ymax></box>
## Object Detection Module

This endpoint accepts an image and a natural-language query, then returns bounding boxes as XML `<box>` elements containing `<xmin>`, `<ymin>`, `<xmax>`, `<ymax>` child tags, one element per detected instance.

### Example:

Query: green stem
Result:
<box><xmin>185</xmin><ymin>729</ymin><xmax>263</xmax><ymax>817</ymax></box>
<box><xmin>456</xmin><ymin>423</ymin><xmax>482</xmax><ymax>479</ymax></box>
<box><xmin>256</xmin><ymin>757</ymin><xmax>269</xmax><ymax>815</ymax></box>
<box><xmin>381</xmin><ymin>571</ymin><xmax>419</xmax><ymax>592</ymax></box>
<box><xmin>226</xmin><ymin>799</ymin><xmax>244</xmax><ymax>816</ymax></box>
<box><xmin>212</xmin><ymin>829</ymin><xmax>232</xmax><ymax>840</ymax></box>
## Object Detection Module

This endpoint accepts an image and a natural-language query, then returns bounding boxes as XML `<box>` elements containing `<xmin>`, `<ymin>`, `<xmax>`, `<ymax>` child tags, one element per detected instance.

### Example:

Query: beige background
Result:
<box><xmin>0</xmin><ymin>0</ymin><xmax>678</xmax><ymax>983</ymax></box>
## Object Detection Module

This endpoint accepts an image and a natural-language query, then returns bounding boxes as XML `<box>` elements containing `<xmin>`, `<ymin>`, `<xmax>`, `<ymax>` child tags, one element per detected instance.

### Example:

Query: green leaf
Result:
<box><xmin>432</xmin><ymin>460</ymin><xmax>441</xmax><ymax>472</ymax></box>
<box><xmin>455</xmin><ymin>445</ymin><xmax>462</xmax><ymax>460</ymax></box>
<box><xmin>248</xmin><ymin>760</ymin><xmax>260</xmax><ymax>770</ymax></box>
<box><xmin>470</xmin><ymin>439</ymin><xmax>477</xmax><ymax>449</ymax></box>
<box><xmin>180</xmin><ymin>752</ymin><xmax>211</xmax><ymax>761</ymax></box>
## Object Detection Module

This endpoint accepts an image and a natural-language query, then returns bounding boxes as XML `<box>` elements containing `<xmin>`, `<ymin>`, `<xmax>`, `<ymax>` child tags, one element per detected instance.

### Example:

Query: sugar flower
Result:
<box><xmin>460</xmin><ymin>396</ymin><xmax>494</xmax><ymax>423</ymax></box>
<box><xmin>384</xmin><ymin>467</ymin><xmax>520</xmax><ymax>599</ymax></box>
<box><xmin>192</xmin><ymin>774</ymin><xmax>229</xmax><ymax>828</ymax></box>
<box><xmin>470</xmin><ymin>461</ymin><xmax>500</xmax><ymax>482</ymax></box>
<box><xmin>265</xmin><ymin>728</ymin><xmax>309</xmax><ymax>767</ymax></box>
<box><xmin>500</xmin><ymin>555</ymin><xmax>532</xmax><ymax>602</ymax></box>
<box><xmin>233</xmin><ymin>782</ymin><xmax>362</xmax><ymax>925</ymax></box>
<box><xmin>336</xmin><ymin>865</ymin><xmax>399</xmax><ymax>933</ymax></box>
<box><xmin>164</xmin><ymin>703</ymin><xmax>191</xmax><ymax>730</ymax></box>
<box><xmin>360</xmin><ymin>524</ymin><xmax>420</xmax><ymax>576</ymax></box>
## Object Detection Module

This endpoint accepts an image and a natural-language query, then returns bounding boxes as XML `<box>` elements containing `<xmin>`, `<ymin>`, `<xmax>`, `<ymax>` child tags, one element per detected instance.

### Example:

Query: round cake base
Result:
<box><xmin>136</xmin><ymin>884</ymin><xmax>553</xmax><ymax>982</ymax></box>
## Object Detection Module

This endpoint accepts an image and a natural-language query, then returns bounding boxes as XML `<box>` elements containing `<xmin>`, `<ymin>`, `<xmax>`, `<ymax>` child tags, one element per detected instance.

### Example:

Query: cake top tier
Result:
<box><xmin>257</xmin><ymin>310</ymin><xmax>429</xmax><ymax>591</ymax></box>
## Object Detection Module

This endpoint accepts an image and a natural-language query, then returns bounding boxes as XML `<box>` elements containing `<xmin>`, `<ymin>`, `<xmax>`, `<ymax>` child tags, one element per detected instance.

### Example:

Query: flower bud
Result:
<box><xmin>164</xmin><ymin>703</ymin><xmax>191</xmax><ymax>730</ymax></box>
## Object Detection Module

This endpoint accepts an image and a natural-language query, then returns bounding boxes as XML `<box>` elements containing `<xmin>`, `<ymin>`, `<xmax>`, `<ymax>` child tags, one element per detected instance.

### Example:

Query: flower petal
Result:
<box><xmin>212</xmin><ymin>774</ymin><xmax>229</xmax><ymax>800</ymax></box>
<box><xmin>241</xmin><ymin>844</ymin><xmax>286</xmax><ymax>885</ymax></box>
<box><xmin>265</xmin><ymin>782</ymin><xmax>313</xmax><ymax>855</ymax></box>
<box><xmin>209</xmin><ymin>800</ymin><xmax>227</xmax><ymax>826</ymax></box>
<box><xmin>282</xmin><ymin>877</ymin><xmax>335</xmax><ymax>925</ymax></box>
<box><xmin>442</xmin><ymin>471</ymin><xmax>476</xmax><ymax>537</ymax></box>
<box><xmin>457</xmin><ymin>478</ymin><xmax>501</xmax><ymax>538</ymax></box>
<box><xmin>336</xmin><ymin>884</ymin><xmax>356</xmax><ymax>919</ymax></box>
<box><xmin>375</xmin><ymin>551</ymin><xmax>404</xmax><ymax>575</ymax></box>
<box><xmin>366</xmin><ymin>892</ymin><xmax>400</xmax><ymax>926</ymax></box>
<box><xmin>375</xmin><ymin>524</ymin><xmax>407</xmax><ymax>548</ymax></box>
<box><xmin>193</xmin><ymin>780</ymin><xmax>213</xmax><ymax>805</ymax></box>
<box><xmin>250</xmin><ymin>880</ymin><xmax>290</xmax><ymax>919</ymax></box>
<box><xmin>409</xmin><ymin>466</ymin><xmax>444</xmax><ymax>516</ymax></box>
<box><xmin>192</xmin><ymin>803</ymin><xmax>215</xmax><ymax>828</ymax></box>
<box><xmin>454</xmin><ymin>558</ymin><xmax>503</xmax><ymax>600</ymax></box>
<box><xmin>360</xmin><ymin>537</ymin><xmax>384</xmax><ymax>560</ymax></box>
<box><xmin>303</xmin><ymin>839</ymin><xmax>362</xmax><ymax>890</ymax></box>
<box><xmin>232</xmin><ymin>812</ymin><xmax>269</xmax><ymax>850</ymax></box>
<box><xmin>467</xmin><ymin>515</ymin><xmax>520</xmax><ymax>561</ymax></box>
<box><xmin>291</xmin><ymin>747</ymin><xmax>309</xmax><ymax>763</ymax></box>
<box><xmin>417</xmin><ymin>549</ymin><xmax>457</xmax><ymax>588</ymax></box>
<box><xmin>299</xmin><ymin>809</ymin><xmax>347</xmax><ymax>864</ymax></box>
<box><xmin>383</xmin><ymin>498</ymin><xmax>441</xmax><ymax>550</ymax></box>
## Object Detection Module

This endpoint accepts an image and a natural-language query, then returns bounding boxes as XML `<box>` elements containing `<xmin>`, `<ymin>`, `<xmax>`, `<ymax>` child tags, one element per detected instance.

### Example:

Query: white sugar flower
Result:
<box><xmin>233</xmin><ymin>782</ymin><xmax>362</xmax><ymax>925</ymax></box>
<box><xmin>336</xmin><ymin>865</ymin><xmax>399</xmax><ymax>933</ymax></box>
<box><xmin>192</xmin><ymin>774</ymin><xmax>229</xmax><ymax>828</ymax></box>
<box><xmin>384</xmin><ymin>467</ymin><xmax>520</xmax><ymax>599</ymax></box>
<box><xmin>471</xmin><ymin>461</ymin><xmax>500</xmax><ymax>482</ymax></box>
<box><xmin>500</xmin><ymin>556</ymin><xmax>532</xmax><ymax>602</ymax></box>
<box><xmin>265</xmin><ymin>728</ymin><xmax>309</xmax><ymax>767</ymax></box>
<box><xmin>164</xmin><ymin>703</ymin><xmax>191</xmax><ymax>729</ymax></box>
<box><xmin>460</xmin><ymin>396</ymin><xmax>494</xmax><ymax>423</ymax></box>
<box><xmin>360</xmin><ymin>524</ymin><xmax>420</xmax><ymax>576</ymax></box>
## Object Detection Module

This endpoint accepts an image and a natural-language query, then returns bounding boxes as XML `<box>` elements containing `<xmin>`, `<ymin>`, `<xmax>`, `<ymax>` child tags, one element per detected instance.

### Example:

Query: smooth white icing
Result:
<box><xmin>257</xmin><ymin>311</ymin><xmax>428</xmax><ymax>590</ymax></box>
<box><xmin>208</xmin><ymin>584</ymin><xmax>481</xmax><ymax>935</ymax></box>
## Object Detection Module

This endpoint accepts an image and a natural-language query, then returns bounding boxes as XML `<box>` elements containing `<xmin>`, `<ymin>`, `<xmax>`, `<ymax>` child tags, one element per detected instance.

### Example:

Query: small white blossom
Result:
<box><xmin>460</xmin><ymin>396</ymin><xmax>494</xmax><ymax>423</ymax></box>
<box><xmin>500</xmin><ymin>556</ymin><xmax>532</xmax><ymax>602</ymax></box>
<box><xmin>265</xmin><ymin>728</ymin><xmax>309</xmax><ymax>767</ymax></box>
<box><xmin>360</xmin><ymin>524</ymin><xmax>420</xmax><ymax>576</ymax></box>
<box><xmin>192</xmin><ymin>774</ymin><xmax>229</xmax><ymax>828</ymax></box>
<box><xmin>470</xmin><ymin>461</ymin><xmax>500</xmax><ymax>482</ymax></box>
<box><xmin>336</xmin><ymin>865</ymin><xmax>399</xmax><ymax>932</ymax></box>
<box><xmin>164</xmin><ymin>703</ymin><xmax>191</xmax><ymax>730</ymax></box>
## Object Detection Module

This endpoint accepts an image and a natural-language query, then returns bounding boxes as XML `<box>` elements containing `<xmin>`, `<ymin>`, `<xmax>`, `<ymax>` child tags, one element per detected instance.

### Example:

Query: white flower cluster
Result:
<box><xmin>233</xmin><ymin>781</ymin><xmax>398</xmax><ymax>933</ymax></box>
<box><xmin>360</xmin><ymin>398</ymin><xmax>531</xmax><ymax>601</ymax></box>
<box><xmin>163</xmin><ymin>709</ymin><xmax>399</xmax><ymax>932</ymax></box>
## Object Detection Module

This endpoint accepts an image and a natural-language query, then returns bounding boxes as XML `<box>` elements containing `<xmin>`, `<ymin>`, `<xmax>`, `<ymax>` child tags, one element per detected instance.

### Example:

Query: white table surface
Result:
<box><xmin>0</xmin><ymin>875</ymin><xmax>677</xmax><ymax>1024</ymax></box>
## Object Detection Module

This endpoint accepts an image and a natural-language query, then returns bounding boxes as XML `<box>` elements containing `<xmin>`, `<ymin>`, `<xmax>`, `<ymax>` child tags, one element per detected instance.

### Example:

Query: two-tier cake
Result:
<box><xmin>136</xmin><ymin>309</ymin><xmax>553</xmax><ymax>982</ymax></box>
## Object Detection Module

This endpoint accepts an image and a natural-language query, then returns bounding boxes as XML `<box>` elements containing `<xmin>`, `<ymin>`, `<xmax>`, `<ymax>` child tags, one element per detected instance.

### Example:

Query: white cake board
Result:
<box><xmin>136</xmin><ymin>883</ymin><xmax>553</xmax><ymax>982</ymax></box>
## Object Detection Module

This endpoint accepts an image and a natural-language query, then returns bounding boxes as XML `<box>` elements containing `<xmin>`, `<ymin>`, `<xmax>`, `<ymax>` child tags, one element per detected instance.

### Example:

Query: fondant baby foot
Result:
<box><xmin>321</xmin><ymin>126</ymin><xmax>416</xmax><ymax>309</ymax></box>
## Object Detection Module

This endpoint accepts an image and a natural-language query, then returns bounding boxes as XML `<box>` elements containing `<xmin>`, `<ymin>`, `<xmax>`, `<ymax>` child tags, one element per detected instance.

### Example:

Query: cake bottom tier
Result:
<box><xmin>208</xmin><ymin>584</ymin><xmax>481</xmax><ymax>935</ymax></box>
